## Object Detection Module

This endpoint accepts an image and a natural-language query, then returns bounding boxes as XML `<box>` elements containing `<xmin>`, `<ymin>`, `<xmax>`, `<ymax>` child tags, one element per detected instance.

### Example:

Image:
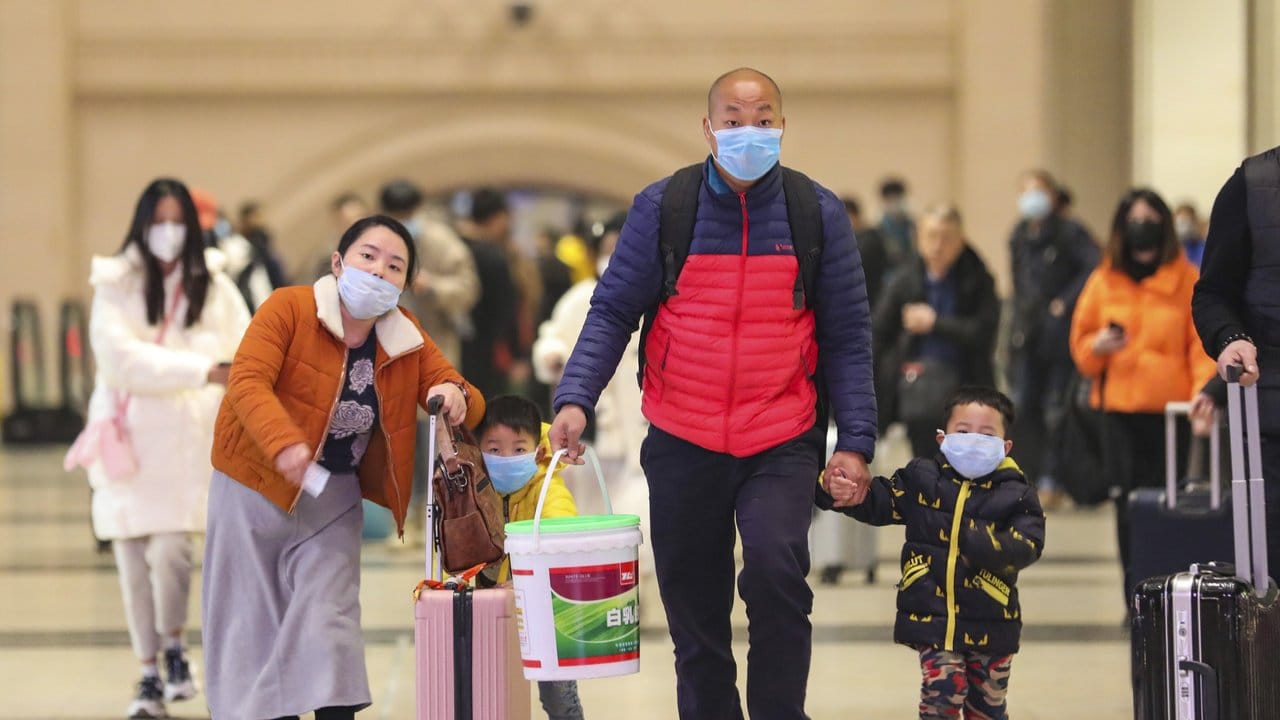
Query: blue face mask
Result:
<box><xmin>712</xmin><ymin>126</ymin><xmax>783</xmax><ymax>182</ymax></box>
<box><xmin>336</xmin><ymin>261</ymin><xmax>402</xmax><ymax>320</ymax></box>
<box><xmin>940</xmin><ymin>432</ymin><xmax>1007</xmax><ymax>480</ymax></box>
<box><xmin>483</xmin><ymin>452</ymin><xmax>539</xmax><ymax>495</ymax></box>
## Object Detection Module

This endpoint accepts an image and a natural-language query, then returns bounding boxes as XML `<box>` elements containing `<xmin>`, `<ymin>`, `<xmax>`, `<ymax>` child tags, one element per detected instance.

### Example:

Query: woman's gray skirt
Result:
<box><xmin>201</xmin><ymin>469</ymin><xmax>371</xmax><ymax>719</ymax></box>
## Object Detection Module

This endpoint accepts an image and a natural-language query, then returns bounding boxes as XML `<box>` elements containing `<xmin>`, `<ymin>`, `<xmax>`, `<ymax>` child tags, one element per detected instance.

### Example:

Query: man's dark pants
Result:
<box><xmin>640</xmin><ymin>425</ymin><xmax>821</xmax><ymax>720</ymax></box>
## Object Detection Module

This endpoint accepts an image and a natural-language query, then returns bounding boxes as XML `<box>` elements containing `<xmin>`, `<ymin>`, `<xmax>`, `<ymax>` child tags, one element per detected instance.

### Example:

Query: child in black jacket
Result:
<box><xmin>821</xmin><ymin>386</ymin><xmax>1045</xmax><ymax>720</ymax></box>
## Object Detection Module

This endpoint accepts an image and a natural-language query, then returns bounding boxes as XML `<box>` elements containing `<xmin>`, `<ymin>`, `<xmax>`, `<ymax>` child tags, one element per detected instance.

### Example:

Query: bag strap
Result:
<box><xmin>780</xmin><ymin>167</ymin><xmax>828</xmax><ymax>429</ymax></box>
<box><xmin>115</xmin><ymin>288</ymin><xmax>185</xmax><ymax>419</ymax></box>
<box><xmin>153</xmin><ymin>287</ymin><xmax>184</xmax><ymax>344</ymax></box>
<box><xmin>635</xmin><ymin>164</ymin><xmax>703</xmax><ymax>387</ymax></box>
<box><xmin>657</xmin><ymin>164</ymin><xmax>704</xmax><ymax>302</ymax></box>
<box><xmin>780</xmin><ymin>167</ymin><xmax>825</xmax><ymax>311</ymax></box>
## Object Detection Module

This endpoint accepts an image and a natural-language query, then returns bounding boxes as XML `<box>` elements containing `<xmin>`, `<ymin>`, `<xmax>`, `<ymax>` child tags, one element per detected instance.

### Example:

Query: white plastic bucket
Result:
<box><xmin>504</xmin><ymin>448</ymin><xmax>644</xmax><ymax>681</ymax></box>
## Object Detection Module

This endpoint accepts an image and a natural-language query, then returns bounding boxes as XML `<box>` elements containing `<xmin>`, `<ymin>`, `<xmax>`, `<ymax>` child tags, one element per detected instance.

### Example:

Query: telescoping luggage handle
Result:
<box><xmin>426</xmin><ymin>395</ymin><xmax>445</xmax><ymax>583</ymax></box>
<box><xmin>1225</xmin><ymin>366</ymin><xmax>1270</xmax><ymax>596</ymax></box>
<box><xmin>1163</xmin><ymin>402</ymin><xmax>1221</xmax><ymax>511</ymax></box>
<box><xmin>530</xmin><ymin>447</ymin><xmax>614</xmax><ymax>552</ymax></box>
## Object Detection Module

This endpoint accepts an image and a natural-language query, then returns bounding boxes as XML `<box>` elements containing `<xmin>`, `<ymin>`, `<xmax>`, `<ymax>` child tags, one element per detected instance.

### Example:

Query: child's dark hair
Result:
<box><xmin>943</xmin><ymin>385</ymin><xmax>1016</xmax><ymax>430</ymax></box>
<box><xmin>476</xmin><ymin>395</ymin><xmax>543</xmax><ymax>441</ymax></box>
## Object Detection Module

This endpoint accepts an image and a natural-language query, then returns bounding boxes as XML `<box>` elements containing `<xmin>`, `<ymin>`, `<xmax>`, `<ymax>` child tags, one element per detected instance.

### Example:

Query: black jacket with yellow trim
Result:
<box><xmin>819</xmin><ymin>454</ymin><xmax>1045</xmax><ymax>655</ymax></box>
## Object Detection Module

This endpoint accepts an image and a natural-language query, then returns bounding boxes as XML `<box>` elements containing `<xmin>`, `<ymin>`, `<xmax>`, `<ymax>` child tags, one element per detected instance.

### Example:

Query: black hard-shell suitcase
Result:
<box><xmin>1125</xmin><ymin>402</ymin><xmax>1234</xmax><ymax>595</ymax></box>
<box><xmin>1131</xmin><ymin>368</ymin><xmax>1280</xmax><ymax>719</ymax></box>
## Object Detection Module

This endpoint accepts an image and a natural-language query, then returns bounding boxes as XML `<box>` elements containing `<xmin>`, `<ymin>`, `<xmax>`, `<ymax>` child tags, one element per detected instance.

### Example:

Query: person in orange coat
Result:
<box><xmin>201</xmin><ymin>215</ymin><xmax>484</xmax><ymax>720</ymax></box>
<box><xmin>1069</xmin><ymin>188</ymin><xmax>1215</xmax><ymax>597</ymax></box>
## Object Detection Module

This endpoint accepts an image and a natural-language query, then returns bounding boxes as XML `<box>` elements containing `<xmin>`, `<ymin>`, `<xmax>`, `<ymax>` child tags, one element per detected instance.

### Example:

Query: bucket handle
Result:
<box><xmin>532</xmin><ymin>447</ymin><xmax>612</xmax><ymax>552</ymax></box>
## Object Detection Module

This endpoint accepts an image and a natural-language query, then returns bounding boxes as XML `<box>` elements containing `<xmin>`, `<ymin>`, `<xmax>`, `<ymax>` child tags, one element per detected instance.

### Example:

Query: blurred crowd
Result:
<box><xmin>194</xmin><ymin>170</ymin><xmax>1216</xmax><ymax>521</ymax></box>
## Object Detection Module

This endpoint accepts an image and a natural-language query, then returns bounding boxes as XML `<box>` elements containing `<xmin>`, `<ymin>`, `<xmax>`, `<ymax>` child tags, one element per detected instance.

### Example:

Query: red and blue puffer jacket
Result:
<box><xmin>554</xmin><ymin>159</ymin><xmax>877</xmax><ymax>459</ymax></box>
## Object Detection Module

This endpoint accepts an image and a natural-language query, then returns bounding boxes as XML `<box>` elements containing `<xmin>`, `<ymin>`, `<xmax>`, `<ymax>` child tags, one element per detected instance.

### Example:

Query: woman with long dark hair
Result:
<box><xmin>80</xmin><ymin>177</ymin><xmax>251</xmax><ymax>718</ymax></box>
<box><xmin>201</xmin><ymin>215</ymin><xmax>483</xmax><ymax>720</ymax></box>
<box><xmin>1069</xmin><ymin>188</ymin><xmax>1216</xmax><ymax>596</ymax></box>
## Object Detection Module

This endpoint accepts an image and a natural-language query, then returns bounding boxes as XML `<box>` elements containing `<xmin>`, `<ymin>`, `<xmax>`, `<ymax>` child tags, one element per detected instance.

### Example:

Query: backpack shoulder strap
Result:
<box><xmin>657</xmin><ymin>164</ymin><xmax>705</xmax><ymax>301</ymax></box>
<box><xmin>781</xmin><ymin>167</ymin><xmax>825</xmax><ymax>310</ymax></box>
<box><xmin>637</xmin><ymin>164</ymin><xmax>704</xmax><ymax>388</ymax></box>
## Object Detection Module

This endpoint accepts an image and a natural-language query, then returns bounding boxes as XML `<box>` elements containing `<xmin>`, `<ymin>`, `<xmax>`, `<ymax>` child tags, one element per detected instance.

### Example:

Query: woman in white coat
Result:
<box><xmin>532</xmin><ymin>213</ymin><xmax>646</xmax><ymax>474</ymax></box>
<box><xmin>81</xmin><ymin>178</ymin><xmax>250</xmax><ymax>719</ymax></box>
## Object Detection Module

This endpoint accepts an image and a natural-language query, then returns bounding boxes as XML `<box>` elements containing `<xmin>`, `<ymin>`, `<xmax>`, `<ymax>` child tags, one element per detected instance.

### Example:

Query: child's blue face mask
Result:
<box><xmin>483</xmin><ymin>452</ymin><xmax>539</xmax><ymax>495</ymax></box>
<box><xmin>939</xmin><ymin>432</ymin><xmax>1006</xmax><ymax>479</ymax></box>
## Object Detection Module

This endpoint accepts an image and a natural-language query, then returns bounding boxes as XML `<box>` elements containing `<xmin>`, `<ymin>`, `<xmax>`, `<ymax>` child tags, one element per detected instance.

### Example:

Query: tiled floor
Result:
<box><xmin>0</xmin><ymin>447</ymin><xmax>1134</xmax><ymax>719</ymax></box>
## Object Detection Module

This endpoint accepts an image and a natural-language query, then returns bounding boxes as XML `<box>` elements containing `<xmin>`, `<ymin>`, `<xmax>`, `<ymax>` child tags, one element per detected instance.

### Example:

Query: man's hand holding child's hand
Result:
<box><xmin>825</xmin><ymin>469</ymin><xmax>866</xmax><ymax>508</ymax></box>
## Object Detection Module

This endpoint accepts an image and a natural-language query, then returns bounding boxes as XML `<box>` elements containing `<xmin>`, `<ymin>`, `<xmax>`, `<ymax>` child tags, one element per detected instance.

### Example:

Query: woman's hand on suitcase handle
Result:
<box><xmin>1218</xmin><ymin>340</ymin><xmax>1259</xmax><ymax>387</ymax></box>
<box><xmin>426</xmin><ymin>382</ymin><xmax>468</xmax><ymax>425</ymax></box>
<box><xmin>548</xmin><ymin>404</ymin><xmax>589</xmax><ymax>465</ymax></box>
<box><xmin>275</xmin><ymin>443</ymin><xmax>312</xmax><ymax>488</ymax></box>
<box><xmin>826</xmin><ymin>451</ymin><xmax>871</xmax><ymax>507</ymax></box>
<box><xmin>1189</xmin><ymin>392</ymin><xmax>1218</xmax><ymax>437</ymax></box>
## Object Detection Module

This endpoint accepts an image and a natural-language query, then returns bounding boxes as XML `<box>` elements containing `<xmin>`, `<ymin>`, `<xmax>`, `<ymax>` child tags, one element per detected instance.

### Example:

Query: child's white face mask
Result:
<box><xmin>939</xmin><ymin>432</ymin><xmax>1006</xmax><ymax>479</ymax></box>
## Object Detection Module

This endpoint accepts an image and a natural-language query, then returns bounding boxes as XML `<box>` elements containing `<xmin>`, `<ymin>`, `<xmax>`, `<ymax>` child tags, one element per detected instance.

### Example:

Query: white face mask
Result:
<box><xmin>146</xmin><ymin>222</ymin><xmax>186</xmax><ymax>263</ymax></box>
<box><xmin>336</xmin><ymin>260</ymin><xmax>402</xmax><ymax>319</ymax></box>
<box><xmin>1017</xmin><ymin>189</ymin><xmax>1053</xmax><ymax>222</ymax></box>
<box><xmin>940</xmin><ymin>432</ymin><xmax>1007</xmax><ymax>480</ymax></box>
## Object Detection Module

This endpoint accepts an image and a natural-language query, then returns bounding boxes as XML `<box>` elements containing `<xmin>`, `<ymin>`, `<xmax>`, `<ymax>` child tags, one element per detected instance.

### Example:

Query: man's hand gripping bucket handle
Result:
<box><xmin>531</xmin><ymin>447</ymin><xmax>613</xmax><ymax>552</ymax></box>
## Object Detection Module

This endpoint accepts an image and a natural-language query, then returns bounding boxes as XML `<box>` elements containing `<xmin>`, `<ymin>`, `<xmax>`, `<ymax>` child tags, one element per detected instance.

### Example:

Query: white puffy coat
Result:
<box><xmin>85</xmin><ymin>246</ymin><xmax>251</xmax><ymax>540</ymax></box>
<box><xmin>531</xmin><ymin>279</ymin><xmax>645</xmax><ymax>472</ymax></box>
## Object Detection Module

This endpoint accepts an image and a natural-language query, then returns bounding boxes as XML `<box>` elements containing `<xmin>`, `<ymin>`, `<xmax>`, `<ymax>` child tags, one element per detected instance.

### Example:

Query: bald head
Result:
<box><xmin>707</xmin><ymin>68</ymin><xmax>782</xmax><ymax>115</ymax></box>
<box><xmin>702</xmin><ymin>67</ymin><xmax>786</xmax><ymax>189</ymax></box>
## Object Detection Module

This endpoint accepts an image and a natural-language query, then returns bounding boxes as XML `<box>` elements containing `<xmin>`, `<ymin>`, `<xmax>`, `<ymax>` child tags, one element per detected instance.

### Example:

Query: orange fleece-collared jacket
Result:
<box><xmin>1069</xmin><ymin>256</ymin><xmax>1216</xmax><ymax>413</ymax></box>
<box><xmin>211</xmin><ymin>275</ymin><xmax>484</xmax><ymax>535</ymax></box>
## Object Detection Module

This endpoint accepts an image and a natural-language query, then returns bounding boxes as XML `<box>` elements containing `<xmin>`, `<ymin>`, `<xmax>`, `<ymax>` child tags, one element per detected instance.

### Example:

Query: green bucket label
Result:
<box><xmin>548</xmin><ymin>561</ymin><xmax>640</xmax><ymax>666</ymax></box>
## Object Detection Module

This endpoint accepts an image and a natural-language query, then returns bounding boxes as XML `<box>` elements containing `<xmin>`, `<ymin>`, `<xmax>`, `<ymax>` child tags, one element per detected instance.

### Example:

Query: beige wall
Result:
<box><xmin>1</xmin><ymin>0</ymin><xmax>1137</xmax><ymax>411</ymax></box>
<box><xmin>1251</xmin><ymin>0</ymin><xmax>1280</xmax><ymax>152</ymax></box>
<box><xmin>1046</xmin><ymin>0</ymin><xmax>1133</xmax><ymax>238</ymax></box>
<box><xmin>1133</xmin><ymin>0</ymin><xmax>1249</xmax><ymax>213</ymax></box>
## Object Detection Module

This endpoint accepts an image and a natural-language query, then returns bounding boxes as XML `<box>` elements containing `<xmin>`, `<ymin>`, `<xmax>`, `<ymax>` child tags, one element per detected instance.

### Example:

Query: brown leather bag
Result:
<box><xmin>431</xmin><ymin>422</ymin><xmax>506</xmax><ymax>574</ymax></box>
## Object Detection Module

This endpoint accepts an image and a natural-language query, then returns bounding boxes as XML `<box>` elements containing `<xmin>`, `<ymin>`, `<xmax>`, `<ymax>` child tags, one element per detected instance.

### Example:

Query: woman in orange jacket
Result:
<box><xmin>200</xmin><ymin>215</ymin><xmax>484</xmax><ymax>720</ymax></box>
<box><xmin>1069</xmin><ymin>188</ymin><xmax>1215</xmax><ymax>596</ymax></box>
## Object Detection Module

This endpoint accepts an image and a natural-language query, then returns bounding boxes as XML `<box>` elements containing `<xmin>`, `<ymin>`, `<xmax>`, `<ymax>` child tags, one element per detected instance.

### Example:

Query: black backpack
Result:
<box><xmin>636</xmin><ymin>163</ymin><xmax>831</xmax><ymax>430</ymax></box>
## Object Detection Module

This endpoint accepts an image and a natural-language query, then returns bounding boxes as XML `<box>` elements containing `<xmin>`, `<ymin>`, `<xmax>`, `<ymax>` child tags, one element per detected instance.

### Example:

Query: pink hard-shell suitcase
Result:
<box><xmin>414</xmin><ymin>584</ymin><xmax>530</xmax><ymax>719</ymax></box>
<box><xmin>414</xmin><ymin>396</ymin><xmax>530</xmax><ymax>720</ymax></box>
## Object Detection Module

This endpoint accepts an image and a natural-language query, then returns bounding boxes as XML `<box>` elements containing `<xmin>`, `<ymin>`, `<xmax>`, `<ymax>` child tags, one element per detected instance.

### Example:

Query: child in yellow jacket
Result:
<box><xmin>478</xmin><ymin>395</ymin><xmax>584</xmax><ymax>720</ymax></box>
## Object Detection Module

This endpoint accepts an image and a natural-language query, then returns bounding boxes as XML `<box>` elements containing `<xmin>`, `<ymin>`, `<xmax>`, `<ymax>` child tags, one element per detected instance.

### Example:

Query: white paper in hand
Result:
<box><xmin>302</xmin><ymin>463</ymin><xmax>331</xmax><ymax>498</ymax></box>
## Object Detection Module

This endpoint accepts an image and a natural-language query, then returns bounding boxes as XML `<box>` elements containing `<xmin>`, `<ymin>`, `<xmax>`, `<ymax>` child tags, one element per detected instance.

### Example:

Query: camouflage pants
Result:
<box><xmin>917</xmin><ymin>646</ymin><xmax>1013</xmax><ymax>719</ymax></box>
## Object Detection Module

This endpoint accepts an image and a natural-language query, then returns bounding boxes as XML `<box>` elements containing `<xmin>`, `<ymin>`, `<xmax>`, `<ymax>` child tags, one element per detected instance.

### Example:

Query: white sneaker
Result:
<box><xmin>127</xmin><ymin>676</ymin><xmax>168</xmax><ymax>718</ymax></box>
